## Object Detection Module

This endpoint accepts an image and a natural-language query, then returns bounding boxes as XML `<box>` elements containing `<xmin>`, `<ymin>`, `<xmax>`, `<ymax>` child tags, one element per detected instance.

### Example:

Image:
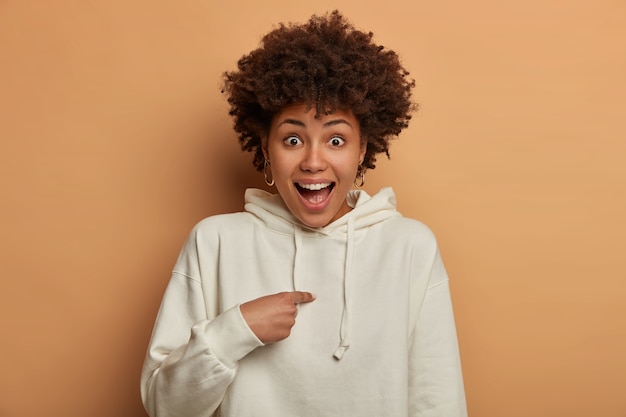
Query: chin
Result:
<box><xmin>297</xmin><ymin>215</ymin><xmax>331</xmax><ymax>229</ymax></box>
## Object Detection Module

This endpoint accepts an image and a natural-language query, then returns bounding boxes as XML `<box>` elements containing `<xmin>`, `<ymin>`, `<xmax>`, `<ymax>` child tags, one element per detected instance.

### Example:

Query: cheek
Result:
<box><xmin>268</xmin><ymin>154</ymin><xmax>295</xmax><ymax>179</ymax></box>
<box><xmin>346</xmin><ymin>149</ymin><xmax>364</xmax><ymax>169</ymax></box>
<box><xmin>333</xmin><ymin>158</ymin><xmax>360</xmax><ymax>180</ymax></box>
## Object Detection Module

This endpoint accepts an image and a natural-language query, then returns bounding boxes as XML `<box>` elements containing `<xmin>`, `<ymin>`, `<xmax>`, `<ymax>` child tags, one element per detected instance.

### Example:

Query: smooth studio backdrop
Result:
<box><xmin>1</xmin><ymin>1</ymin><xmax>625</xmax><ymax>416</ymax></box>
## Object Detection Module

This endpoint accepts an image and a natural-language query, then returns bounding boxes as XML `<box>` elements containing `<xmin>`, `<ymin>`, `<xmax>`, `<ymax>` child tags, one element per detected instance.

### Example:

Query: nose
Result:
<box><xmin>300</xmin><ymin>143</ymin><xmax>327</xmax><ymax>172</ymax></box>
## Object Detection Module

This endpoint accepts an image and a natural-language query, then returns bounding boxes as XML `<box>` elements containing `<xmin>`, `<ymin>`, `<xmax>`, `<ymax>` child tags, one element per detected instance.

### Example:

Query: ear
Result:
<box><xmin>359</xmin><ymin>139</ymin><xmax>367</xmax><ymax>165</ymax></box>
<box><xmin>261</xmin><ymin>136</ymin><xmax>269</xmax><ymax>161</ymax></box>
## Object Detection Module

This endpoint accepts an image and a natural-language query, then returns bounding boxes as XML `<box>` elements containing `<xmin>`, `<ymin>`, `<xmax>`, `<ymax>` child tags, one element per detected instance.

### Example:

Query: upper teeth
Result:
<box><xmin>298</xmin><ymin>182</ymin><xmax>331</xmax><ymax>190</ymax></box>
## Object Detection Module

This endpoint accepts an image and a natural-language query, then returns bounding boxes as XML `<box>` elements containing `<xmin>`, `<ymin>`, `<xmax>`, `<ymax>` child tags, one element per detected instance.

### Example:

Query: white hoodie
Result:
<box><xmin>141</xmin><ymin>187</ymin><xmax>467</xmax><ymax>417</ymax></box>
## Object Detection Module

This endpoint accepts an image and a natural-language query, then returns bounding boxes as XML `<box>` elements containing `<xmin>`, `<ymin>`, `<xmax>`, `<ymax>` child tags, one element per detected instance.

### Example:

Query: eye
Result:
<box><xmin>328</xmin><ymin>136</ymin><xmax>345</xmax><ymax>147</ymax></box>
<box><xmin>284</xmin><ymin>136</ymin><xmax>303</xmax><ymax>146</ymax></box>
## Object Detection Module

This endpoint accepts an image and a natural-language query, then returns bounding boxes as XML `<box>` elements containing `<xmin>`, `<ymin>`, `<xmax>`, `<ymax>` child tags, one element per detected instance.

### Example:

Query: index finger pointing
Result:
<box><xmin>291</xmin><ymin>291</ymin><xmax>316</xmax><ymax>304</ymax></box>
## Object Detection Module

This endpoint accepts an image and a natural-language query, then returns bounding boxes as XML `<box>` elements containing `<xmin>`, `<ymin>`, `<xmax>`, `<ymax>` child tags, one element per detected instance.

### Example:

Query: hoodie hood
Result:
<box><xmin>244</xmin><ymin>187</ymin><xmax>399</xmax><ymax>235</ymax></box>
<box><xmin>244</xmin><ymin>187</ymin><xmax>400</xmax><ymax>359</ymax></box>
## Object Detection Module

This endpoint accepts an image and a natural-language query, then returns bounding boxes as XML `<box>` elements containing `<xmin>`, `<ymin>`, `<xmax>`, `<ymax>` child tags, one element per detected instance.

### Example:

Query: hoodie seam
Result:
<box><xmin>426</xmin><ymin>278</ymin><xmax>449</xmax><ymax>291</ymax></box>
<box><xmin>171</xmin><ymin>270</ymin><xmax>201</xmax><ymax>284</ymax></box>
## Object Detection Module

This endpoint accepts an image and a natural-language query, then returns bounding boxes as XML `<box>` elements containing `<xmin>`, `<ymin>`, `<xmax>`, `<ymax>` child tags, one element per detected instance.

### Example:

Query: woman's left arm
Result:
<box><xmin>408</xmin><ymin>248</ymin><xmax>468</xmax><ymax>417</ymax></box>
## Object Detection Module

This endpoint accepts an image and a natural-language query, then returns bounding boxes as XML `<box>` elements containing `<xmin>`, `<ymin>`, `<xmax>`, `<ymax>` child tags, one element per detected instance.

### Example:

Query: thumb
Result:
<box><xmin>291</xmin><ymin>291</ymin><xmax>316</xmax><ymax>304</ymax></box>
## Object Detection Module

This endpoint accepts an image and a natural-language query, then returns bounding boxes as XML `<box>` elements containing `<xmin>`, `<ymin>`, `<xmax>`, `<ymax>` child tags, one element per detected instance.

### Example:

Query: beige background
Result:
<box><xmin>1</xmin><ymin>0</ymin><xmax>625</xmax><ymax>416</ymax></box>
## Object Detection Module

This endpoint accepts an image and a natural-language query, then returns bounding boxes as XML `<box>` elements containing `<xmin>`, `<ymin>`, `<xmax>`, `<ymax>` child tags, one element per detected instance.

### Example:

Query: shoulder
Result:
<box><xmin>186</xmin><ymin>212</ymin><xmax>256</xmax><ymax>243</ymax></box>
<box><xmin>360</xmin><ymin>216</ymin><xmax>440</xmax><ymax>266</ymax></box>
<box><xmin>384</xmin><ymin>216</ymin><xmax>438</xmax><ymax>247</ymax></box>
<box><xmin>193</xmin><ymin>211</ymin><xmax>253</xmax><ymax>230</ymax></box>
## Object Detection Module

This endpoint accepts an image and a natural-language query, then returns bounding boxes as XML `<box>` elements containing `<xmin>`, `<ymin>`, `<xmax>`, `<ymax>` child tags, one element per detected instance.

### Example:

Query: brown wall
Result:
<box><xmin>1</xmin><ymin>1</ymin><xmax>625</xmax><ymax>416</ymax></box>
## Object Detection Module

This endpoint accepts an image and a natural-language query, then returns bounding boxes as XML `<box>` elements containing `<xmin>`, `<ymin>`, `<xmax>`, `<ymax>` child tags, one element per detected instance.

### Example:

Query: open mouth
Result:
<box><xmin>295</xmin><ymin>182</ymin><xmax>335</xmax><ymax>205</ymax></box>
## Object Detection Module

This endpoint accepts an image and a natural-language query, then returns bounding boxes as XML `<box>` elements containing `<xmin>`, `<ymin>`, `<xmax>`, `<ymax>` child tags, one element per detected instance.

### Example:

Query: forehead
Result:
<box><xmin>271</xmin><ymin>103</ymin><xmax>358</xmax><ymax>127</ymax></box>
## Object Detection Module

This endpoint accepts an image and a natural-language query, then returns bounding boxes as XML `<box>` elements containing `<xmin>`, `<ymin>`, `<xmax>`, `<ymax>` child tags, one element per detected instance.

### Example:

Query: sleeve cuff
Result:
<box><xmin>198</xmin><ymin>305</ymin><xmax>264</xmax><ymax>368</ymax></box>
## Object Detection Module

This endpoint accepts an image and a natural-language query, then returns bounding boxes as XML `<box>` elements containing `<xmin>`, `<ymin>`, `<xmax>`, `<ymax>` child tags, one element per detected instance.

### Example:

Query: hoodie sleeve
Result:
<box><xmin>140</xmin><ymin>223</ymin><xmax>264</xmax><ymax>417</ymax></box>
<box><xmin>408</xmin><ymin>247</ymin><xmax>468</xmax><ymax>417</ymax></box>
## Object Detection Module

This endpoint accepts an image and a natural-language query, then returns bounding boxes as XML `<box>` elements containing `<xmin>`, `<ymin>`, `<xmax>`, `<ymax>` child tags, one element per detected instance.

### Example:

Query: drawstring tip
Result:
<box><xmin>333</xmin><ymin>345</ymin><xmax>349</xmax><ymax>360</ymax></box>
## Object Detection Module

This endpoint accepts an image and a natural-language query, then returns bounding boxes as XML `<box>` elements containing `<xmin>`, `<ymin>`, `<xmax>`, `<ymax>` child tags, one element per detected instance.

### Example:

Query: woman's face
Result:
<box><xmin>263</xmin><ymin>103</ymin><xmax>366</xmax><ymax>228</ymax></box>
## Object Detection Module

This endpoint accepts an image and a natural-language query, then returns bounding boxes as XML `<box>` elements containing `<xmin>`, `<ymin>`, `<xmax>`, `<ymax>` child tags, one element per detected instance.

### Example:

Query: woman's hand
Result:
<box><xmin>240</xmin><ymin>291</ymin><xmax>315</xmax><ymax>344</ymax></box>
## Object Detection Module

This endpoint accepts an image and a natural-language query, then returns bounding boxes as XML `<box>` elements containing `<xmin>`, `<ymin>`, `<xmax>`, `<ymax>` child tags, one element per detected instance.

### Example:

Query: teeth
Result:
<box><xmin>298</xmin><ymin>182</ymin><xmax>331</xmax><ymax>191</ymax></box>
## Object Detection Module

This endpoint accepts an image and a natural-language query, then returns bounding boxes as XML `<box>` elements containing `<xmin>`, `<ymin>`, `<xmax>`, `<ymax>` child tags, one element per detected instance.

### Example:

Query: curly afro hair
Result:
<box><xmin>222</xmin><ymin>10</ymin><xmax>416</xmax><ymax>174</ymax></box>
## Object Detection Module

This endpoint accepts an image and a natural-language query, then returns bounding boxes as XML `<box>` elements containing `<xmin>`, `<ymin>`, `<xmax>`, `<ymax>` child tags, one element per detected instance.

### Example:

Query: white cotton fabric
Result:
<box><xmin>140</xmin><ymin>187</ymin><xmax>467</xmax><ymax>417</ymax></box>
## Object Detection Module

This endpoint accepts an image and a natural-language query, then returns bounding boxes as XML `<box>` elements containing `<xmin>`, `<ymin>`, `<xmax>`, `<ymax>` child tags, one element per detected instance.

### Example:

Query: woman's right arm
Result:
<box><xmin>140</xmin><ymin>272</ymin><xmax>264</xmax><ymax>417</ymax></box>
<box><xmin>139</xmin><ymin>219</ymin><xmax>313</xmax><ymax>417</ymax></box>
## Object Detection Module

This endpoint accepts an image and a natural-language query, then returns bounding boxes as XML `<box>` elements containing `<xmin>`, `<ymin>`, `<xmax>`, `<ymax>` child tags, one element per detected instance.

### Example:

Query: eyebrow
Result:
<box><xmin>278</xmin><ymin>118</ymin><xmax>354</xmax><ymax>129</ymax></box>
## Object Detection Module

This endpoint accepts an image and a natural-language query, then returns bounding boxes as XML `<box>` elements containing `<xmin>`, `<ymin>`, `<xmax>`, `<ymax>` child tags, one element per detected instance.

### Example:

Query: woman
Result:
<box><xmin>141</xmin><ymin>11</ymin><xmax>467</xmax><ymax>417</ymax></box>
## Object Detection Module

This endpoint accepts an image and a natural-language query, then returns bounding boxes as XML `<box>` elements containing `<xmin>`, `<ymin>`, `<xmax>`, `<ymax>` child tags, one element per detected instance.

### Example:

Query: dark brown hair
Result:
<box><xmin>222</xmin><ymin>10</ymin><xmax>416</xmax><ymax>173</ymax></box>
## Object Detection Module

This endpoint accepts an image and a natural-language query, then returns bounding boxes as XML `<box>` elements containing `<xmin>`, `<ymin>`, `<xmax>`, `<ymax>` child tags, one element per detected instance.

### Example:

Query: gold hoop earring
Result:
<box><xmin>354</xmin><ymin>166</ymin><xmax>365</xmax><ymax>188</ymax></box>
<box><xmin>263</xmin><ymin>159</ymin><xmax>274</xmax><ymax>186</ymax></box>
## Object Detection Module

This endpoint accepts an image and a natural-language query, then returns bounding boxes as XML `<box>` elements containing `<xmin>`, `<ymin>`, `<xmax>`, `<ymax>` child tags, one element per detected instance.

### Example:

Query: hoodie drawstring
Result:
<box><xmin>292</xmin><ymin>218</ymin><xmax>356</xmax><ymax>361</ymax></box>
<box><xmin>333</xmin><ymin>216</ymin><xmax>355</xmax><ymax>360</ymax></box>
<box><xmin>293</xmin><ymin>225</ymin><xmax>303</xmax><ymax>292</ymax></box>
